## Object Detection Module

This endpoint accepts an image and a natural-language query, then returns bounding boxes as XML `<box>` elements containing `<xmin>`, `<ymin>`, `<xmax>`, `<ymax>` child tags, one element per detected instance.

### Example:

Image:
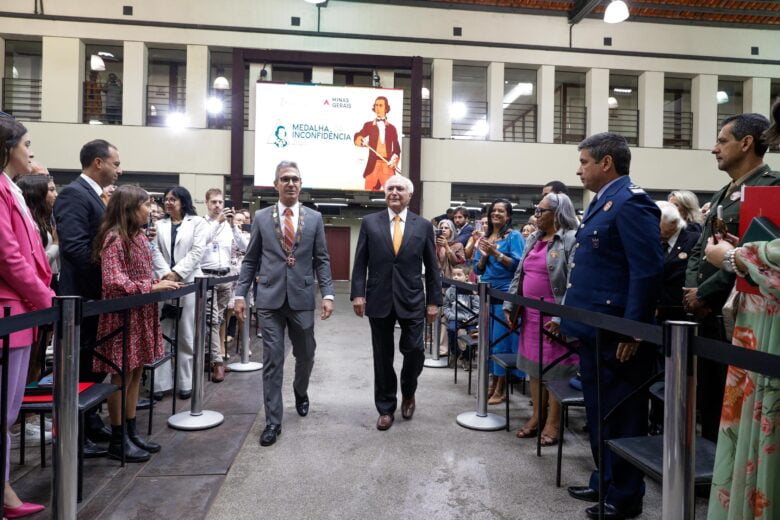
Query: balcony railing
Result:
<box><xmin>609</xmin><ymin>108</ymin><xmax>639</xmax><ymax>146</ymax></box>
<box><xmin>2</xmin><ymin>78</ymin><xmax>42</xmax><ymax>121</ymax></box>
<box><xmin>663</xmin><ymin>110</ymin><xmax>693</xmax><ymax>149</ymax></box>
<box><xmin>451</xmin><ymin>100</ymin><xmax>488</xmax><ymax>139</ymax></box>
<box><xmin>554</xmin><ymin>104</ymin><xmax>586</xmax><ymax>144</ymax></box>
<box><xmin>146</xmin><ymin>84</ymin><xmax>186</xmax><ymax>127</ymax></box>
<box><xmin>83</xmin><ymin>81</ymin><xmax>123</xmax><ymax>125</ymax></box>
<box><xmin>503</xmin><ymin>103</ymin><xmax>537</xmax><ymax>143</ymax></box>
<box><xmin>401</xmin><ymin>97</ymin><xmax>432</xmax><ymax>138</ymax></box>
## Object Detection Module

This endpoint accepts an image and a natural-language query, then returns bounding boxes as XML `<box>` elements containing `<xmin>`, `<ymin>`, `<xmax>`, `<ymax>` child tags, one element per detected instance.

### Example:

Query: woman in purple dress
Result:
<box><xmin>504</xmin><ymin>193</ymin><xmax>579</xmax><ymax>446</ymax></box>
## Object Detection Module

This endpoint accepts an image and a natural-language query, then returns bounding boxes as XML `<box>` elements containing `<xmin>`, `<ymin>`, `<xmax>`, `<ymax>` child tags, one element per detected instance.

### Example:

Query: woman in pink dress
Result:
<box><xmin>0</xmin><ymin>116</ymin><xmax>53</xmax><ymax>519</ymax></box>
<box><xmin>504</xmin><ymin>193</ymin><xmax>580</xmax><ymax>446</ymax></box>
<box><xmin>92</xmin><ymin>186</ymin><xmax>181</xmax><ymax>463</ymax></box>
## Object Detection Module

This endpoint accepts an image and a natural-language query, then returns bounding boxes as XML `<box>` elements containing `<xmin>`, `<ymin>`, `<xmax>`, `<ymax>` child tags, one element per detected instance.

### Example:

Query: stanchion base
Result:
<box><xmin>456</xmin><ymin>411</ymin><xmax>506</xmax><ymax>431</ymax></box>
<box><xmin>167</xmin><ymin>410</ymin><xmax>224</xmax><ymax>431</ymax></box>
<box><xmin>226</xmin><ymin>361</ymin><xmax>263</xmax><ymax>372</ymax></box>
<box><xmin>424</xmin><ymin>358</ymin><xmax>449</xmax><ymax>368</ymax></box>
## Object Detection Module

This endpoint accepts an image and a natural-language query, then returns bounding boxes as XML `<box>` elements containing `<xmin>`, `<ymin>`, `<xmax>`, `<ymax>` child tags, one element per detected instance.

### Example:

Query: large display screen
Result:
<box><xmin>254</xmin><ymin>82</ymin><xmax>404</xmax><ymax>191</ymax></box>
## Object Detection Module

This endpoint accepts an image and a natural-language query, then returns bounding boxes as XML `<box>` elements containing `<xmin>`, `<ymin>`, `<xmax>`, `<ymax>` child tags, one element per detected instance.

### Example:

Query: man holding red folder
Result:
<box><xmin>683</xmin><ymin>113</ymin><xmax>780</xmax><ymax>442</ymax></box>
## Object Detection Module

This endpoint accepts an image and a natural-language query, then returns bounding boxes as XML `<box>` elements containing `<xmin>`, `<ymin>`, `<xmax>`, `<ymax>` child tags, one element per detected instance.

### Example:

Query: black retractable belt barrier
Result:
<box><xmin>1</xmin><ymin>307</ymin><xmax>11</xmax><ymax>517</ymax></box>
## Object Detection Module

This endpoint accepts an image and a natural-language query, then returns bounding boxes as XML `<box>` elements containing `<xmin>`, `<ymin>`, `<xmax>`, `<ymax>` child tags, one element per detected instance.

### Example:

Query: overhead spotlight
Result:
<box><xmin>608</xmin><ymin>96</ymin><xmax>619</xmax><ymax>109</ymax></box>
<box><xmin>604</xmin><ymin>0</ymin><xmax>629</xmax><ymax>24</ymax></box>
<box><xmin>90</xmin><ymin>54</ymin><xmax>106</xmax><ymax>71</ymax></box>
<box><xmin>205</xmin><ymin>96</ymin><xmax>224</xmax><ymax>115</ymax></box>
<box><xmin>166</xmin><ymin>112</ymin><xmax>190</xmax><ymax>130</ymax></box>
<box><xmin>716</xmin><ymin>91</ymin><xmax>729</xmax><ymax>104</ymax></box>
<box><xmin>304</xmin><ymin>0</ymin><xmax>328</xmax><ymax>4</ymax></box>
<box><xmin>450</xmin><ymin>102</ymin><xmax>468</xmax><ymax>120</ymax></box>
<box><xmin>212</xmin><ymin>71</ymin><xmax>230</xmax><ymax>90</ymax></box>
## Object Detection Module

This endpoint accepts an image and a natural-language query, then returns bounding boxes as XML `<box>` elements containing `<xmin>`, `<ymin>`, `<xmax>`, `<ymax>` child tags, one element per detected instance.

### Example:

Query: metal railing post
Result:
<box><xmin>662</xmin><ymin>321</ymin><xmax>698</xmax><ymax>520</ymax></box>
<box><xmin>52</xmin><ymin>296</ymin><xmax>81</xmax><ymax>520</ymax></box>
<box><xmin>457</xmin><ymin>282</ymin><xmax>506</xmax><ymax>431</ymax></box>
<box><xmin>168</xmin><ymin>277</ymin><xmax>224</xmax><ymax>430</ymax></box>
<box><xmin>424</xmin><ymin>305</ymin><xmax>447</xmax><ymax>368</ymax></box>
<box><xmin>226</xmin><ymin>305</ymin><xmax>262</xmax><ymax>372</ymax></box>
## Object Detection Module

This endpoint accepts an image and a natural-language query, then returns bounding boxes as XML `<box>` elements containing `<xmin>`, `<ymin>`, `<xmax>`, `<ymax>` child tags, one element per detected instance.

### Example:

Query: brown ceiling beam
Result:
<box><xmin>568</xmin><ymin>0</ymin><xmax>603</xmax><ymax>23</ymax></box>
<box><xmin>631</xmin><ymin>1</ymin><xmax>780</xmax><ymax>16</ymax></box>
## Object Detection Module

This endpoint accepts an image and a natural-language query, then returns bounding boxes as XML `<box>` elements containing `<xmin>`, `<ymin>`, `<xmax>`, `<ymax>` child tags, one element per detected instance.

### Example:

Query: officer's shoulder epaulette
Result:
<box><xmin>763</xmin><ymin>169</ymin><xmax>780</xmax><ymax>178</ymax></box>
<box><xmin>627</xmin><ymin>184</ymin><xmax>646</xmax><ymax>195</ymax></box>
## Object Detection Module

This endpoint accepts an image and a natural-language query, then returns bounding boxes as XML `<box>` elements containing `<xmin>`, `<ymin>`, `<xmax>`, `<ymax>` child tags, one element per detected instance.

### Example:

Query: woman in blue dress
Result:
<box><xmin>474</xmin><ymin>199</ymin><xmax>524</xmax><ymax>405</ymax></box>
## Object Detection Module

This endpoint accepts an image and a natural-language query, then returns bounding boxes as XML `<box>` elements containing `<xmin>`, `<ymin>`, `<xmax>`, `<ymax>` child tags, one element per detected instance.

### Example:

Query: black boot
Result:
<box><xmin>126</xmin><ymin>418</ymin><xmax>161</xmax><ymax>453</ymax></box>
<box><xmin>107</xmin><ymin>424</ymin><xmax>150</xmax><ymax>463</ymax></box>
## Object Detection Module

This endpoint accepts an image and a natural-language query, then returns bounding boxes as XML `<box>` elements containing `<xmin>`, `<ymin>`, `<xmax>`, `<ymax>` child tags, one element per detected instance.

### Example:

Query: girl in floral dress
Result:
<box><xmin>93</xmin><ymin>186</ymin><xmax>181</xmax><ymax>462</ymax></box>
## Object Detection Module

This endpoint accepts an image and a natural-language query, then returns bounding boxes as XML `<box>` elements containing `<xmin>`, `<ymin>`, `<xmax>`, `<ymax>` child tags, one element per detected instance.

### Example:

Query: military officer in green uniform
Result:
<box><xmin>684</xmin><ymin>113</ymin><xmax>780</xmax><ymax>442</ymax></box>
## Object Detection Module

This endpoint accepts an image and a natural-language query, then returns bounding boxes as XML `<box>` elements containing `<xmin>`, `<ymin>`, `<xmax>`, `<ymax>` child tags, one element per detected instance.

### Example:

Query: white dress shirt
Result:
<box><xmin>375</xmin><ymin>119</ymin><xmax>386</xmax><ymax>144</ymax></box>
<box><xmin>665</xmin><ymin>227</ymin><xmax>682</xmax><ymax>255</ymax></box>
<box><xmin>388</xmin><ymin>207</ymin><xmax>408</xmax><ymax>239</ymax></box>
<box><xmin>79</xmin><ymin>173</ymin><xmax>104</xmax><ymax>199</ymax></box>
<box><xmin>277</xmin><ymin>201</ymin><xmax>300</xmax><ymax>232</ymax></box>
<box><xmin>3</xmin><ymin>172</ymin><xmax>35</xmax><ymax>225</ymax></box>
<box><xmin>201</xmin><ymin>215</ymin><xmax>247</xmax><ymax>271</ymax></box>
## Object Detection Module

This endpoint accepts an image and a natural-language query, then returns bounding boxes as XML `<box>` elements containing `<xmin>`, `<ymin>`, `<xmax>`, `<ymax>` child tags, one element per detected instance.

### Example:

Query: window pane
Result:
<box><xmin>83</xmin><ymin>44</ymin><xmax>123</xmax><ymax>125</ymax></box>
<box><xmin>503</xmin><ymin>67</ymin><xmax>536</xmax><ymax>143</ymax></box>
<box><xmin>452</xmin><ymin>64</ymin><xmax>487</xmax><ymax>139</ymax></box>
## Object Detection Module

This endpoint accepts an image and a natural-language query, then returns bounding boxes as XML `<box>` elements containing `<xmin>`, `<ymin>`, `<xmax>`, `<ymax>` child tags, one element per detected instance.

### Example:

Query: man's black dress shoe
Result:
<box><xmin>294</xmin><ymin>391</ymin><xmax>309</xmax><ymax>417</ymax></box>
<box><xmin>86</xmin><ymin>424</ymin><xmax>113</xmax><ymax>443</ymax></box>
<box><xmin>567</xmin><ymin>486</ymin><xmax>599</xmax><ymax>503</ymax></box>
<box><xmin>178</xmin><ymin>389</ymin><xmax>192</xmax><ymax>400</ymax></box>
<box><xmin>82</xmin><ymin>438</ymin><xmax>107</xmax><ymax>458</ymax></box>
<box><xmin>152</xmin><ymin>391</ymin><xmax>165</xmax><ymax>401</ymax></box>
<box><xmin>585</xmin><ymin>503</ymin><xmax>642</xmax><ymax>520</ymax></box>
<box><xmin>136</xmin><ymin>397</ymin><xmax>152</xmax><ymax>410</ymax></box>
<box><xmin>260</xmin><ymin>424</ymin><xmax>282</xmax><ymax>446</ymax></box>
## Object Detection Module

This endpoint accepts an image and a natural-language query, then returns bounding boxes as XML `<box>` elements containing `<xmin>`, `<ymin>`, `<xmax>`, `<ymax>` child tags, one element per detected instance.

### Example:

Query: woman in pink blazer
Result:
<box><xmin>0</xmin><ymin>115</ymin><xmax>53</xmax><ymax>519</ymax></box>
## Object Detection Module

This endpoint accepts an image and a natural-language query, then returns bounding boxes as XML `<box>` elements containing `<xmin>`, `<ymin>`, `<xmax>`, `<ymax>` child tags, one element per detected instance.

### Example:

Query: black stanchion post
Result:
<box><xmin>456</xmin><ymin>282</ymin><xmax>506</xmax><ymax>431</ymax></box>
<box><xmin>52</xmin><ymin>296</ymin><xmax>81</xmax><ymax>520</ymax></box>
<box><xmin>662</xmin><ymin>321</ymin><xmax>698</xmax><ymax>520</ymax></box>
<box><xmin>168</xmin><ymin>277</ymin><xmax>224</xmax><ymax>430</ymax></box>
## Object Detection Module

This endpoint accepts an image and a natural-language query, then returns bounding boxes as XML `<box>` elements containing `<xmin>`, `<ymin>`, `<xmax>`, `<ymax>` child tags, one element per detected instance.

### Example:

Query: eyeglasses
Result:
<box><xmin>534</xmin><ymin>207</ymin><xmax>555</xmax><ymax>216</ymax></box>
<box><xmin>278</xmin><ymin>176</ymin><xmax>301</xmax><ymax>184</ymax></box>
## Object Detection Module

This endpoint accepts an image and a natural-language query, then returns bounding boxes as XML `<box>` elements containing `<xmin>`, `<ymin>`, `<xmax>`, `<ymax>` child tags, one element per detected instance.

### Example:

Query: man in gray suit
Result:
<box><xmin>234</xmin><ymin>161</ymin><xmax>334</xmax><ymax>446</ymax></box>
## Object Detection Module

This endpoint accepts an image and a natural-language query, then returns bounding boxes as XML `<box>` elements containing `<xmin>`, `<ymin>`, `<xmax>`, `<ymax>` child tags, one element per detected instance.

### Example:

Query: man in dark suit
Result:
<box><xmin>561</xmin><ymin>133</ymin><xmax>663</xmax><ymax>520</ymax></box>
<box><xmin>54</xmin><ymin>139</ymin><xmax>123</xmax><ymax>456</ymax></box>
<box><xmin>354</xmin><ymin>96</ymin><xmax>400</xmax><ymax>191</ymax></box>
<box><xmin>351</xmin><ymin>175</ymin><xmax>442</xmax><ymax>431</ymax></box>
<box><xmin>234</xmin><ymin>160</ymin><xmax>334</xmax><ymax>447</ymax></box>
<box><xmin>452</xmin><ymin>207</ymin><xmax>473</xmax><ymax>247</ymax></box>
<box><xmin>683</xmin><ymin>113</ymin><xmax>780</xmax><ymax>442</ymax></box>
<box><xmin>656</xmin><ymin>201</ymin><xmax>701</xmax><ymax>322</ymax></box>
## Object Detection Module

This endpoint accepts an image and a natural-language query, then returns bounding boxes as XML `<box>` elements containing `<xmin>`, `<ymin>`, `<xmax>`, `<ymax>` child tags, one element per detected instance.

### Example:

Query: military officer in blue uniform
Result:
<box><xmin>561</xmin><ymin>133</ymin><xmax>663</xmax><ymax>520</ymax></box>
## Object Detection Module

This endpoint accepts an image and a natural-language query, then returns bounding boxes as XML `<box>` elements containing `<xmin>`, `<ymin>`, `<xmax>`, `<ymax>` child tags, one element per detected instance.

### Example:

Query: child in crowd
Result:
<box><xmin>443</xmin><ymin>266</ymin><xmax>479</xmax><ymax>366</ymax></box>
<box><xmin>92</xmin><ymin>185</ymin><xmax>181</xmax><ymax>462</ymax></box>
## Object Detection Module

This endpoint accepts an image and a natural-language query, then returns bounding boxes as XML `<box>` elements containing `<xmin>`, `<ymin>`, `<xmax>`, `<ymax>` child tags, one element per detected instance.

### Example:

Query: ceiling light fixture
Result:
<box><xmin>304</xmin><ymin>0</ymin><xmax>328</xmax><ymax>4</ymax></box>
<box><xmin>205</xmin><ymin>96</ymin><xmax>224</xmax><ymax>115</ymax></box>
<box><xmin>604</xmin><ymin>0</ymin><xmax>629</xmax><ymax>24</ymax></box>
<box><xmin>213</xmin><ymin>70</ymin><xmax>230</xmax><ymax>90</ymax></box>
<box><xmin>450</xmin><ymin>102</ymin><xmax>468</xmax><ymax>120</ymax></box>
<box><xmin>613</xmin><ymin>87</ymin><xmax>633</xmax><ymax>94</ymax></box>
<box><xmin>608</xmin><ymin>96</ymin><xmax>619</xmax><ymax>109</ymax></box>
<box><xmin>421</xmin><ymin>87</ymin><xmax>430</xmax><ymax>100</ymax></box>
<box><xmin>716</xmin><ymin>91</ymin><xmax>729</xmax><ymax>104</ymax></box>
<box><xmin>90</xmin><ymin>54</ymin><xmax>106</xmax><ymax>71</ymax></box>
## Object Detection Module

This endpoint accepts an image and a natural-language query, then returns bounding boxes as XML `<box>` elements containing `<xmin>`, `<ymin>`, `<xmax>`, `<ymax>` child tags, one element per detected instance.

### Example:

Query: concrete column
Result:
<box><xmin>487</xmin><ymin>62</ymin><xmax>504</xmax><ymax>141</ymax></box>
<box><xmin>743</xmin><ymin>77</ymin><xmax>771</xmax><ymax>118</ymax></box>
<box><xmin>431</xmin><ymin>58</ymin><xmax>453</xmax><ymax>139</ymax></box>
<box><xmin>41</xmin><ymin>37</ymin><xmax>84</xmax><ymax>123</ymax></box>
<box><xmin>377</xmin><ymin>69</ymin><xmax>394</xmax><ymax>88</ymax></box>
<box><xmin>692</xmin><ymin>74</ymin><xmax>717</xmax><ymax>149</ymax></box>
<box><xmin>311</xmin><ymin>66</ymin><xmax>333</xmax><ymax>84</ymax></box>
<box><xmin>638</xmin><ymin>71</ymin><xmax>664</xmax><ymax>148</ymax></box>
<box><xmin>248</xmin><ymin>63</ymin><xmax>272</xmax><ymax>131</ymax></box>
<box><xmin>586</xmin><ymin>68</ymin><xmax>609</xmax><ymax>136</ymax></box>
<box><xmin>537</xmin><ymin>65</ymin><xmax>555</xmax><ymax>143</ymax></box>
<box><xmin>185</xmin><ymin>44</ymin><xmax>209</xmax><ymax>129</ymax></box>
<box><xmin>122</xmin><ymin>41</ymin><xmax>147</xmax><ymax>126</ymax></box>
<box><xmin>180</xmin><ymin>173</ymin><xmax>227</xmax><ymax>215</ymax></box>
<box><xmin>420</xmin><ymin>181</ymin><xmax>452</xmax><ymax>220</ymax></box>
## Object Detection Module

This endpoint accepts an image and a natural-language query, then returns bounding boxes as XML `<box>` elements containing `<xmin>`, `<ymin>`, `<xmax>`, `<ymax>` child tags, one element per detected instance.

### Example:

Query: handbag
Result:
<box><xmin>721</xmin><ymin>286</ymin><xmax>740</xmax><ymax>341</ymax></box>
<box><xmin>160</xmin><ymin>303</ymin><xmax>183</xmax><ymax>321</ymax></box>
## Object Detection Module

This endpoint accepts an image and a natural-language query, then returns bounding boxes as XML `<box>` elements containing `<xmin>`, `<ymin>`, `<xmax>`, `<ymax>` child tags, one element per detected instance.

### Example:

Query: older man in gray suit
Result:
<box><xmin>234</xmin><ymin>160</ymin><xmax>334</xmax><ymax>446</ymax></box>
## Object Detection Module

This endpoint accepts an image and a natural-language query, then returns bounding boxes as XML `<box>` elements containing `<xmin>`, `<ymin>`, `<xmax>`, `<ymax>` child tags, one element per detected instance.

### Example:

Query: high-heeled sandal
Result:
<box><xmin>515</xmin><ymin>425</ymin><xmax>538</xmax><ymax>438</ymax></box>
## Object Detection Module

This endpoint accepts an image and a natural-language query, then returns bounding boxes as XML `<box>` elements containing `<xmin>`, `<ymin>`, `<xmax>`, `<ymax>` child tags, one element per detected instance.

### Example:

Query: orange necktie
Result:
<box><xmin>284</xmin><ymin>208</ymin><xmax>295</xmax><ymax>251</ymax></box>
<box><xmin>392</xmin><ymin>215</ymin><xmax>402</xmax><ymax>254</ymax></box>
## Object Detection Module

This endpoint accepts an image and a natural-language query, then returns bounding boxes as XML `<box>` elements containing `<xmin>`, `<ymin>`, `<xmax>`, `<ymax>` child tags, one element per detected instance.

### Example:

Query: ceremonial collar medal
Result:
<box><xmin>272</xmin><ymin>204</ymin><xmax>305</xmax><ymax>267</ymax></box>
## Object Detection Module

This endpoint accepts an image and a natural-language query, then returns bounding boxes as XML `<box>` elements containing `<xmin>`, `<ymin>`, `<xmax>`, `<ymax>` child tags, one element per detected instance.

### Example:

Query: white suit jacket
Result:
<box><xmin>153</xmin><ymin>215</ymin><xmax>207</xmax><ymax>282</ymax></box>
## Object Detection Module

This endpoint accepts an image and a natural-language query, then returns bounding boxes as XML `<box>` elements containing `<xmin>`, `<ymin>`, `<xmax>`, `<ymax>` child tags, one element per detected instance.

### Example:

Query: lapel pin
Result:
<box><xmin>678</xmin><ymin>252</ymin><xmax>688</xmax><ymax>260</ymax></box>
<box><xmin>729</xmin><ymin>192</ymin><xmax>741</xmax><ymax>202</ymax></box>
<box><xmin>603</xmin><ymin>201</ymin><xmax>613</xmax><ymax>212</ymax></box>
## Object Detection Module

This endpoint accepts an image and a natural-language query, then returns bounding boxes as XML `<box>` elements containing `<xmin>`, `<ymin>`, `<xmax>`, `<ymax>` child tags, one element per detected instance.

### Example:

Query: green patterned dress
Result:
<box><xmin>708</xmin><ymin>239</ymin><xmax>780</xmax><ymax>519</ymax></box>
